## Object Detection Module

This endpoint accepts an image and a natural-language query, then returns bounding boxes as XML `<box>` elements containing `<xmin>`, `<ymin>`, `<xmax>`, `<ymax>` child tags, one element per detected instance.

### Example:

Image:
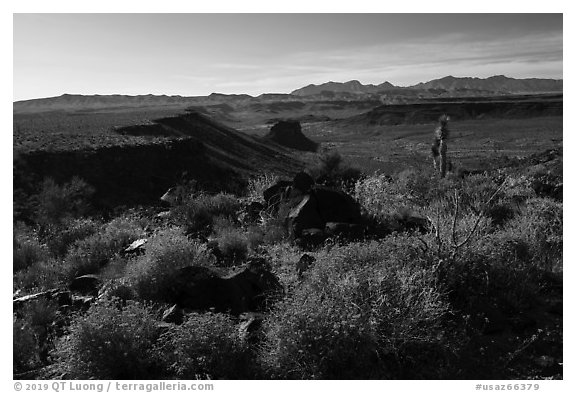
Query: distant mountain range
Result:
<box><xmin>291</xmin><ymin>80</ymin><xmax>396</xmax><ymax>96</ymax></box>
<box><xmin>13</xmin><ymin>75</ymin><xmax>563</xmax><ymax>114</ymax></box>
<box><xmin>291</xmin><ymin>75</ymin><xmax>562</xmax><ymax>96</ymax></box>
<box><xmin>409</xmin><ymin>75</ymin><xmax>563</xmax><ymax>94</ymax></box>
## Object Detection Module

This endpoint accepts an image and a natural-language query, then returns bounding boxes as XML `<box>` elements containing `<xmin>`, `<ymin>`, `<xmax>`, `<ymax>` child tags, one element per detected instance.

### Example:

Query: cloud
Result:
<box><xmin>279</xmin><ymin>32</ymin><xmax>556</xmax><ymax>87</ymax></box>
<box><xmin>14</xmin><ymin>17</ymin><xmax>562</xmax><ymax>99</ymax></box>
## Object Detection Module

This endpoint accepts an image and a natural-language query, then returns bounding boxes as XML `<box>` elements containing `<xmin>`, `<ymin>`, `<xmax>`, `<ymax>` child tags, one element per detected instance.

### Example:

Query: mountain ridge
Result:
<box><xmin>13</xmin><ymin>75</ymin><xmax>563</xmax><ymax>113</ymax></box>
<box><xmin>291</xmin><ymin>75</ymin><xmax>562</xmax><ymax>96</ymax></box>
<box><xmin>408</xmin><ymin>75</ymin><xmax>563</xmax><ymax>94</ymax></box>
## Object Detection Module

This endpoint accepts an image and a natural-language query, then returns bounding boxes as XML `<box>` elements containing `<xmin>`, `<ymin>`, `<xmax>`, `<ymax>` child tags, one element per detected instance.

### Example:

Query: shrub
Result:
<box><xmin>97</xmin><ymin>278</ymin><xmax>136</xmax><ymax>303</ymax></box>
<box><xmin>128</xmin><ymin>227</ymin><xmax>213</xmax><ymax>302</ymax></box>
<box><xmin>261</xmin><ymin>240</ymin><xmax>451</xmax><ymax>379</ymax></box>
<box><xmin>34</xmin><ymin>177</ymin><xmax>94</xmax><ymax>228</ymax></box>
<box><xmin>63</xmin><ymin>216</ymin><xmax>144</xmax><ymax>279</ymax></box>
<box><xmin>354</xmin><ymin>172</ymin><xmax>405</xmax><ymax>218</ymax></box>
<box><xmin>501</xmin><ymin>173</ymin><xmax>536</xmax><ymax>203</ymax></box>
<box><xmin>423</xmin><ymin>194</ymin><xmax>558</xmax><ymax>330</ymax></box>
<box><xmin>395</xmin><ymin>168</ymin><xmax>436</xmax><ymax>206</ymax></box>
<box><xmin>212</xmin><ymin>219</ymin><xmax>248</xmax><ymax>266</ymax></box>
<box><xmin>457</xmin><ymin>174</ymin><xmax>504</xmax><ymax>214</ymax></box>
<box><xmin>264</xmin><ymin>242</ymin><xmax>307</xmax><ymax>289</ymax></box>
<box><xmin>436</xmin><ymin>232</ymin><xmax>543</xmax><ymax>341</ymax></box>
<box><xmin>504</xmin><ymin>197</ymin><xmax>562</xmax><ymax>271</ymax></box>
<box><xmin>44</xmin><ymin>217</ymin><xmax>99</xmax><ymax>257</ymax></box>
<box><xmin>14</xmin><ymin>259</ymin><xmax>68</xmax><ymax>293</ymax></box>
<box><xmin>354</xmin><ymin>169</ymin><xmax>439</xmax><ymax>220</ymax></box>
<box><xmin>217</xmin><ymin>231</ymin><xmax>248</xmax><ymax>265</ymax></box>
<box><xmin>13</xmin><ymin>223</ymin><xmax>49</xmax><ymax>272</ymax></box>
<box><xmin>13</xmin><ymin>317</ymin><xmax>40</xmax><ymax>374</ymax></box>
<box><xmin>53</xmin><ymin>300</ymin><xmax>160</xmax><ymax>379</ymax></box>
<box><xmin>17</xmin><ymin>298</ymin><xmax>61</xmax><ymax>365</ymax></box>
<box><xmin>246</xmin><ymin>172</ymin><xmax>279</xmax><ymax>202</ymax></box>
<box><xmin>526</xmin><ymin>163</ymin><xmax>562</xmax><ymax>200</ymax></box>
<box><xmin>485</xmin><ymin>202</ymin><xmax>516</xmax><ymax>227</ymax></box>
<box><xmin>21</xmin><ymin>298</ymin><xmax>59</xmax><ymax>331</ymax></box>
<box><xmin>422</xmin><ymin>195</ymin><xmax>494</xmax><ymax>255</ymax></box>
<box><xmin>308</xmin><ymin>150</ymin><xmax>362</xmax><ymax>190</ymax></box>
<box><xmin>155</xmin><ymin>312</ymin><xmax>256</xmax><ymax>379</ymax></box>
<box><xmin>245</xmin><ymin>219</ymin><xmax>287</xmax><ymax>250</ymax></box>
<box><xmin>173</xmin><ymin>193</ymin><xmax>241</xmax><ymax>234</ymax></box>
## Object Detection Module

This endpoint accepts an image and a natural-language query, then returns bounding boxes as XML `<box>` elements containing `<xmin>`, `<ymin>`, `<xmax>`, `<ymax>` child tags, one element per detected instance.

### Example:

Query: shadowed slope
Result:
<box><xmin>14</xmin><ymin>111</ymin><xmax>303</xmax><ymax>214</ymax></box>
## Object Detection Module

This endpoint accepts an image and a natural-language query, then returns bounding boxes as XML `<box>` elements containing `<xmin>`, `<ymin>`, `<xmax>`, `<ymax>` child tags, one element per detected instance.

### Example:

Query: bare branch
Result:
<box><xmin>452</xmin><ymin>178</ymin><xmax>508</xmax><ymax>252</ymax></box>
<box><xmin>451</xmin><ymin>189</ymin><xmax>459</xmax><ymax>246</ymax></box>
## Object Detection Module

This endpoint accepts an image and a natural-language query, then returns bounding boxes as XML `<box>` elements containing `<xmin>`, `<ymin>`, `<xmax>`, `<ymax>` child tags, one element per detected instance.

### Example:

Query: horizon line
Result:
<box><xmin>13</xmin><ymin>74</ymin><xmax>564</xmax><ymax>103</ymax></box>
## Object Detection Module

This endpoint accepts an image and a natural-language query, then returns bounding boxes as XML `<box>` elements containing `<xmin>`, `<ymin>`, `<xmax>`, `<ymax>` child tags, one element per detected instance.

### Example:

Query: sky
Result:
<box><xmin>13</xmin><ymin>13</ymin><xmax>563</xmax><ymax>101</ymax></box>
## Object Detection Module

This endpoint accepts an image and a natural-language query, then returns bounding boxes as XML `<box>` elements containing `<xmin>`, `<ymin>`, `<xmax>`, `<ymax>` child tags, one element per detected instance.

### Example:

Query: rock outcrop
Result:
<box><xmin>170</xmin><ymin>259</ymin><xmax>283</xmax><ymax>316</ymax></box>
<box><xmin>265</xmin><ymin>121</ymin><xmax>318</xmax><ymax>152</ymax></box>
<box><xmin>259</xmin><ymin>172</ymin><xmax>365</xmax><ymax>244</ymax></box>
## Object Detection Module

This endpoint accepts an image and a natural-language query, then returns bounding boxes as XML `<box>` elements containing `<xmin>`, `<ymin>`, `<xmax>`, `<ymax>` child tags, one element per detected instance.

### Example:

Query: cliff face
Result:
<box><xmin>14</xmin><ymin>111</ymin><xmax>303</xmax><ymax>214</ymax></box>
<box><xmin>342</xmin><ymin>96</ymin><xmax>563</xmax><ymax>127</ymax></box>
<box><xmin>14</xmin><ymin>138</ymin><xmax>242</xmax><ymax>210</ymax></box>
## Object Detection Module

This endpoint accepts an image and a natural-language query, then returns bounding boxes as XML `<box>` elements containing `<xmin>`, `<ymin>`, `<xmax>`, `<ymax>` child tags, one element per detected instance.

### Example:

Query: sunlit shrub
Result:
<box><xmin>261</xmin><ymin>240</ymin><xmax>450</xmax><ymax>379</ymax></box>
<box><xmin>45</xmin><ymin>217</ymin><xmax>99</xmax><ymax>257</ymax></box>
<box><xmin>245</xmin><ymin>219</ymin><xmax>287</xmax><ymax>251</ymax></box>
<box><xmin>505</xmin><ymin>197</ymin><xmax>562</xmax><ymax>271</ymax></box>
<box><xmin>14</xmin><ymin>259</ymin><xmax>68</xmax><ymax>293</ymax></box>
<box><xmin>246</xmin><ymin>172</ymin><xmax>279</xmax><ymax>202</ymax></box>
<box><xmin>127</xmin><ymin>227</ymin><xmax>213</xmax><ymax>301</ymax></box>
<box><xmin>217</xmin><ymin>229</ymin><xmax>249</xmax><ymax>265</ymax></box>
<box><xmin>172</xmin><ymin>192</ymin><xmax>241</xmax><ymax>234</ymax></box>
<box><xmin>63</xmin><ymin>216</ymin><xmax>144</xmax><ymax>279</ymax></box>
<box><xmin>53</xmin><ymin>300</ymin><xmax>159</xmax><ymax>379</ymax></box>
<box><xmin>354</xmin><ymin>172</ymin><xmax>405</xmax><ymax>218</ymax></box>
<box><xmin>155</xmin><ymin>312</ymin><xmax>256</xmax><ymax>379</ymax></box>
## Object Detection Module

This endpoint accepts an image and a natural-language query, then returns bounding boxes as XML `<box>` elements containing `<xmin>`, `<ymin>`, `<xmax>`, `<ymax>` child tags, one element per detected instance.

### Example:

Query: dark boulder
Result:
<box><xmin>263</xmin><ymin>180</ymin><xmax>292</xmax><ymax>207</ymax></box>
<box><xmin>53</xmin><ymin>291</ymin><xmax>73</xmax><ymax>308</ymax></box>
<box><xmin>171</xmin><ymin>260</ymin><xmax>283</xmax><ymax>316</ymax></box>
<box><xmin>225</xmin><ymin>268</ymin><xmax>279</xmax><ymax>312</ymax></box>
<box><xmin>313</xmin><ymin>186</ymin><xmax>362</xmax><ymax>224</ymax></box>
<box><xmin>72</xmin><ymin>295</ymin><xmax>95</xmax><ymax>311</ymax></box>
<box><xmin>265</xmin><ymin>121</ymin><xmax>318</xmax><ymax>152</ymax></box>
<box><xmin>283</xmin><ymin>186</ymin><xmax>363</xmax><ymax>245</ymax></box>
<box><xmin>296</xmin><ymin>229</ymin><xmax>327</xmax><ymax>249</ymax></box>
<box><xmin>287</xmin><ymin>195</ymin><xmax>325</xmax><ymax>238</ymax></box>
<box><xmin>293</xmin><ymin>171</ymin><xmax>315</xmax><ymax>193</ymax></box>
<box><xmin>325</xmin><ymin>222</ymin><xmax>366</xmax><ymax>240</ymax></box>
<box><xmin>69</xmin><ymin>274</ymin><xmax>101</xmax><ymax>296</ymax></box>
<box><xmin>172</xmin><ymin>266</ymin><xmax>228</xmax><ymax>311</ymax></box>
